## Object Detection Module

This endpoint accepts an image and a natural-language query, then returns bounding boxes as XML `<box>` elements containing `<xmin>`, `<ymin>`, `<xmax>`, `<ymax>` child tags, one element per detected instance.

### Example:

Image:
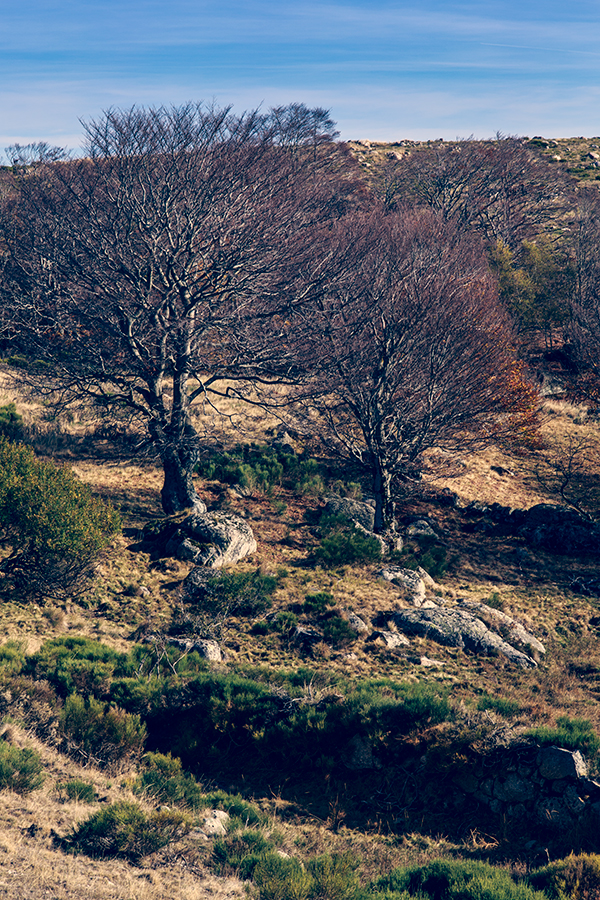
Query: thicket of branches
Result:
<box><xmin>5</xmin><ymin>106</ymin><xmax>598</xmax><ymax>531</ymax></box>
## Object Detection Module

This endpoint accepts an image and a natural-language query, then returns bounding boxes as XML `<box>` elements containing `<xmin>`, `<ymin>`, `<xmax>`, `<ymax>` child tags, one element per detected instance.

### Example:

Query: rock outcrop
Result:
<box><xmin>391</xmin><ymin>607</ymin><xmax>538</xmax><ymax>667</ymax></box>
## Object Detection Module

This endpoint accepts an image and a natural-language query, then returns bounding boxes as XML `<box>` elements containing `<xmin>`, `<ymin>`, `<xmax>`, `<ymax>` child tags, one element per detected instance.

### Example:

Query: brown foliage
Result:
<box><xmin>287</xmin><ymin>206</ymin><xmax>540</xmax><ymax>529</ymax></box>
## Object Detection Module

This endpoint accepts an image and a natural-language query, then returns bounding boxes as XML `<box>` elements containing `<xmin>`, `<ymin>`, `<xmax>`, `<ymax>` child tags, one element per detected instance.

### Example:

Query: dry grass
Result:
<box><xmin>1</xmin><ymin>369</ymin><xmax>600</xmax><ymax>890</ymax></box>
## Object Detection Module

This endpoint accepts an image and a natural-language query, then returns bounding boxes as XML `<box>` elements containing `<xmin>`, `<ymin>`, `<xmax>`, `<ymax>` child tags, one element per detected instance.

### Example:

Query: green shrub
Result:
<box><xmin>134</xmin><ymin>752</ymin><xmax>206</xmax><ymax>811</ymax></box>
<box><xmin>528</xmin><ymin>853</ymin><xmax>600</xmax><ymax>899</ymax></box>
<box><xmin>254</xmin><ymin>853</ymin><xmax>313</xmax><ymax>900</ymax></box>
<box><xmin>0</xmin><ymin>639</ymin><xmax>26</xmax><ymax>675</ymax></box>
<box><xmin>308</xmin><ymin>852</ymin><xmax>363</xmax><ymax>900</ymax></box>
<box><xmin>0</xmin><ymin>439</ymin><xmax>121</xmax><ymax>599</ymax></box>
<box><xmin>213</xmin><ymin>829</ymin><xmax>274</xmax><ymax>879</ymax></box>
<box><xmin>27</xmin><ymin>636</ymin><xmax>132</xmax><ymax>697</ymax></box>
<box><xmin>273</xmin><ymin>611</ymin><xmax>299</xmax><ymax>636</ymax></box>
<box><xmin>525</xmin><ymin>716</ymin><xmax>600</xmax><ymax>760</ymax></box>
<box><xmin>0</xmin><ymin>404</ymin><xmax>24</xmax><ymax>441</ymax></box>
<box><xmin>374</xmin><ymin>859</ymin><xmax>546</xmax><ymax>900</ymax></box>
<box><xmin>0</xmin><ymin>741</ymin><xmax>44</xmax><ymax>794</ymax></box>
<box><xmin>321</xmin><ymin>615</ymin><xmax>357</xmax><ymax>648</ymax></box>
<box><xmin>67</xmin><ymin>800</ymin><xmax>189</xmax><ymax>860</ymax></box>
<box><xmin>304</xmin><ymin>592</ymin><xmax>336</xmax><ymax>614</ymax></box>
<box><xmin>395</xmin><ymin>538</ymin><xmax>451</xmax><ymax>580</ymax></box>
<box><xmin>59</xmin><ymin>694</ymin><xmax>146</xmax><ymax>765</ymax></box>
<box><xmin>315</xmin><ymin>516</ymin><xmax>382</xmax><ymax>568</ymax></box>
<box><xmin>57</xmin><ymin>779</ymin><xmax>97</xmax><ymax>803</ymax></box>
<box><xmin>198</xmin><ymin>444</ymin><xmax>328</xmax><ymax>499</ymax></box>
<box><xmin>205</xmin><ymin>789</ymin><xmax>264</xmax><ymax>826</ymax></box>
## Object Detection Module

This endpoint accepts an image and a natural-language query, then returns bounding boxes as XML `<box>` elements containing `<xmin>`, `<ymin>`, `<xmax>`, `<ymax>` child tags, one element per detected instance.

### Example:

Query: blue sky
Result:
<box><xmin>2</xmin><ymin>1</ymin><xmax>600</xmax><ymax>153</ymax></box>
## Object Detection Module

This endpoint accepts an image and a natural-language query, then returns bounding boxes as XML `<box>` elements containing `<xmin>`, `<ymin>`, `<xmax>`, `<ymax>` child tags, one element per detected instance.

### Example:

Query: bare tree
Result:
<box><xmin>567</xmin><ymin>188</ymin><xmax>600</xmax><ymax>401</ymax></box>
<box><xmin>286</xmin><ymin>207</ymin><xmax>540</xmax><ymax>531</ymax></box>
<box><xmin>375</xmin><ymin>136</ymin><xmax>573</xmax><ymax>255</ymax></box>
<box><xmin>1</xmin><ymin>102</ymin><xmax>357</xmax><ymax>514</ymax></box>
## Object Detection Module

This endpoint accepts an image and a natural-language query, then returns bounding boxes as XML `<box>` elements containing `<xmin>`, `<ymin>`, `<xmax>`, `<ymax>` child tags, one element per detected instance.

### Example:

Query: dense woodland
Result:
<box><xmin>0</xmin><ymin>106</ymin><xmax>600</xmax><ymax>898</ymax></box>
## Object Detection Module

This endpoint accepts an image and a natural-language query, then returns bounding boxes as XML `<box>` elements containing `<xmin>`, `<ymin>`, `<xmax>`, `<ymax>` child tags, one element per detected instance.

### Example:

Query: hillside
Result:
<box><xmin>2</xmin><ymin>119</ymin><xmax>600</xmax><ymax>899</ymax></box>
<box><xmin>0</xmin><ymin>368</ymin><xmax>599</xmax><ymax>897</ymax></box>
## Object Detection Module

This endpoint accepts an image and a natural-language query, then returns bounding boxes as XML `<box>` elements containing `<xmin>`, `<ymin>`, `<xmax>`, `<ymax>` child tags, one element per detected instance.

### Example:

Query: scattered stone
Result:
<box><xmin>405</xmin><ymin>519</ymin><xmax>438</xmax><ymax>539</ymax></box>
<box><xmin>292</xmin><ymin>625</ymin><xmax>323</xmax><ymax>650</ymax></box>
<box><xmin>419</xmin><ymin>656</ymin><xmax>444</xmax><ymax>667</ymax></box>
<box><xmin>200</xmin><ymin>809</ymin><xmax>230</xmax><ymax>837</ymax></box>
<box><xmin>368</xmin><ymin>630</ymin><xmax>410</xmax><ymax>649</ymax></box>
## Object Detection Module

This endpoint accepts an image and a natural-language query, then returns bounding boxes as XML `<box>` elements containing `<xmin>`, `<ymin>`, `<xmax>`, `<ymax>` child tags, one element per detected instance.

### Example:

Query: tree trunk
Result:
<box><xmin>372</xmin><ymin>461</ymin><xmax>393</xmax><ymax>533</ymax></box>
<box><xmin>160</xmin><ymin>445</ymin><xmax>203</xmax><ymax>515</ymax></box>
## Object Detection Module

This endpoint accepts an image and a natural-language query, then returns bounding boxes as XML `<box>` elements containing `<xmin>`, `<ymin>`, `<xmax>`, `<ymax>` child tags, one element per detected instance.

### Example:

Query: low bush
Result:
<box><xmin>198</xmin><ymin>444</ymin><xmax>329</xmax><ymax>499</ymax></box>
<box><xmin>204</xmin><ymin>789</ymin><xmax>264</xmax><ymax>826</ymax></box>
<box><xmin>476</xmin><ymin>694</ymin><xmax>521</xmax><ymax>718</ymax></box>
<box><xmin>320</xmin><ymin>615</ymin><xmax>357</xmax><ymax>649</ymax></box>
<box><xmin>254</xmin><ymin>852</ymin><xmax>363</xmax><ymax>900</ymax></box>
<box><xmin>0</xmin><ymin>741</ymin><xmax>44</xmax><ymax>794</ymax></box>
<box><xmin>27</xmin><ymin>636</ymin><xmax>132</xmax><ymax>697</ymax></box>
<box><xmin>254</xmin><ymin>853</ymin><xmax>314</xmax><ymax>900</ymax></box>
<box><xmin>59</xmin><ymin>694</ymin><xmax>146</xmax><ymax>766</ymax></box>
<box><xmin>57</xmin><ymin>779</ymin><xmax>97</xmax><ymax>803</ymax></box>
<box><xmin>308</xmin><ymin>852</ymin><xmax>363</xmax><ymax>900</ymax></box>
<box><xmin>133</xmin><ymin>752</ymin><xmax>206</xmax><ymax>811</ymax></box>
<box><xmin>67</xmin><ymin>800</ymin><xmax>190</xmax><ymax>860</ymax></box>
<box><xmin>213</xmin><ymin>829</ymin><xmax>274</xmax><ymax>879</ymax></box>
<box><xmin>0</xmin><ymin>640</ymin><xmax>26</xmax><ymax>675</ymax></box>
<box><xmin>0</xmin><ymin>403</ymin><xmax>24</xmax><ymax>442</ymax></box>
<box><xmin>374</xmin><ymin>859</ymin><xmax>546</xmax><ymax>900</ymax></box>
<box><xmin>0</xmin><ymin>439</ymin><xmax>121</xmax><ymax>599</ymax></box>
<box><xmin>525</xmin><ymin>716</ymin><xmax>600</xmax><ymax>761</ymax></box>
<box><xmin>304</xmin><ymin>592</ymin><xmax>336</xmax><ymax>614</ymax></box>
<box><xmin>528</xmin><ymin>853</ymin><xmax>600</xmax><ymax>899</ymax></box>
<box><xmin>315</xmin><ymin>514</ymin><xmax>382</xmax><ymax>568</ymax></box>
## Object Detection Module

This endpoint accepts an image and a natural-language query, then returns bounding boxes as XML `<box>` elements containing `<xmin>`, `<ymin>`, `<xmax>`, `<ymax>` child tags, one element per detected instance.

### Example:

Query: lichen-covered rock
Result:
<box><xmin>368</xmin><ymin>630</ymin><xmax>410</xmax><ymax>649</ymax></box>
<box><xmin>458</xmin><ymin>601</ymin><xmax>546</xmax><ymax>656</ymax></box>
<box><xmin>166</xmin><ymin>511</ymin><xmax>257</xmax><ymax>568</ymax></box>
<box><xmin>323</xmin><ymin>496</ymin><xmax>375</xmax><ymax>532</ymax></box>
<box><xmin>344</xmin><ymin>612</ymin><xmax>369</xmax><ymax>634</ymax></box>
<box><xmin>379</xmin><ymin>567</ymin><xmax>427</xmax><ymax>606</ymax></box>
<box><xmin>391</xmin><ymin>607</ymin><xmax>537</xmax><ymax>667</ymax></box>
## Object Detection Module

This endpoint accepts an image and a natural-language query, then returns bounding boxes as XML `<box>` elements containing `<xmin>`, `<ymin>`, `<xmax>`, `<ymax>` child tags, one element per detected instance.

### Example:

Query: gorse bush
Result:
<box><xmin>315</xmin><ymin>513</ymin><xmax>382</xmax><ymax>568</ymax></box>
<box><xmin>0</xmin><ymin>741</ymin><xmax>44</xmax><ymax>794</ymax></box>
<box><xmin>133</xmin><ymin>752</ymin><xmax>207</xmax><ymax>811</ymax></box>
<box><xmin>0</xmin><ymin>439</ymin><xmax>120</xmax><ymax>598</ymax></box>
<box><xmin>27</xmin><ymin>636</ymin><xmax>132</xmax><ymax>697</ymax></box>
<box><xmin>254</xmin><ymin>852</ymin><xmax>363</xmax><ymax>900</ymax></box>
<box><xmin>254</xmin><ymin>853</ymin><xmax>314</xmax><ymax>900</ymax></box>
<box><xmin>67</xmin><ymin>800</ymin><xmax>190</xmax><ymax>861</ymax></box>
<box><xmin>59</xmin><ymin>694</ymin><xmax>146</xmax><ymax>766</ymax></box>
<box><xmin>198</xmin><ymin>443</ymin><xmax>329</xmax><ymax>498</ymax></box>
<box><xmin>374</xmin><ymin>859</ymin><xmax>547</xmax><ymax>900</ymax></box>
<box><xmin>212</xmin><ymin>829</ymin><xmax>274</xmax><ymax>879</ymax></box>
